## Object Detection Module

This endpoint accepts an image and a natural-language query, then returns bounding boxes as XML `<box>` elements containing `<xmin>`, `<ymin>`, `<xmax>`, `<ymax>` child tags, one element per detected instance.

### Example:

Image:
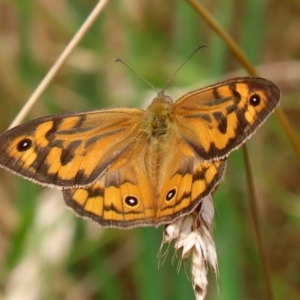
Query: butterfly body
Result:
<box><xmin>0</xmin><ymin>77</ymin><xmax>280</xmax><ymax>228</ymax></box>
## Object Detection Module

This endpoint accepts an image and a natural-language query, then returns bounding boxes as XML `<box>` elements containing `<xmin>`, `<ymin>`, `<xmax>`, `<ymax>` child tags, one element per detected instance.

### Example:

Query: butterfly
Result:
<box><xmin>0</xmin><ymin>77</ymin><xmax>280</xmax><ymax>228</ymax></box>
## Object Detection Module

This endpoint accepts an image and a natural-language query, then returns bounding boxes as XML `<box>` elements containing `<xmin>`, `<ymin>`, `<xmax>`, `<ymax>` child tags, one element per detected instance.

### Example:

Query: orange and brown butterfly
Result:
<box><xmin>0</xmin><ymin>77</ymin><xmax>280</xmax><ymax>228</ymax></box>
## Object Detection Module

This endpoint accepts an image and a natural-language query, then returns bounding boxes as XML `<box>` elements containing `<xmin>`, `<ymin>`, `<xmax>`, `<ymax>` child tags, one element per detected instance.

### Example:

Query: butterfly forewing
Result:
<box><xmin>174</xmin><ymin>77</ymin><xmax>281</xmax><ymax>160</ymax></box>
<box><xmin>0</xmin><ymin>108</ymin><xmax>143</xmax><ymax>188</ymax></box>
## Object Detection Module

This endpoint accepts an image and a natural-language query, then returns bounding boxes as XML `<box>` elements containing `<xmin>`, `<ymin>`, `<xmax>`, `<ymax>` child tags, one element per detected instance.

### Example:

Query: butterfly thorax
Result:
<box><xmin>142</xmin><ymin>93</ymin><xmax>174</xmax><ymax>138</ymax></box>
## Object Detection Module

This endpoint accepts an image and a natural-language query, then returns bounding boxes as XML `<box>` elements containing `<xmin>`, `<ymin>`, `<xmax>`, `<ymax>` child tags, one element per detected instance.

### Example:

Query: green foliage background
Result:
<box><xmin>0</xmin><ymin>1</ymin><xmax>299</xmax><ymax>299</ymax></box>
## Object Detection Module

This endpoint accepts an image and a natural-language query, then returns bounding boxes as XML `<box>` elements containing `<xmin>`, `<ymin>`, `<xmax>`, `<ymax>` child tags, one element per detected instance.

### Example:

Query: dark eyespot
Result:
<box><xmin>124</xmin><ymin>195</ymin><xmax>139</xmax><ymax>207</ymax></box>
<box><xmin>249</xmin><ymin>94</ymin><xmax>261</xmax><ymax>107</ymax></box>
<box><xmin>17</xmin><ymin>138</ymin><xmax>33</xmax><ymax>152</ymax></box>
<box><xmin>166</xmin><ymin>188</ymin><xmax>176</xmax><ymax>202</ymax></box>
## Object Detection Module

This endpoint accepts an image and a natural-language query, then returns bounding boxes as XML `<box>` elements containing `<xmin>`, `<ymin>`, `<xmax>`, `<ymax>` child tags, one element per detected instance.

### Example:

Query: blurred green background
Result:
<box><xmin>0</xmin><ymin>0</ymin><xmax>299</xmax><ymax>299</ymax></box>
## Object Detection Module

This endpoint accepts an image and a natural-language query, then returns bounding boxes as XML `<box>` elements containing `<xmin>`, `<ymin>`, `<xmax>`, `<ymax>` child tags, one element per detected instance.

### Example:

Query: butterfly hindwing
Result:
<box><xmin>63</xmin><ymin>130</ymin><xmax>227</xmax><ymax>228</ymax></box>
<box><xmin>154</xmin><ymin>134</ymin><xmax>227</xmax><ymax>224</ymax></box>
<box><xmin>63</xmin><ymin>140</ymin><xmax>157</xmax><ymax>228</ymax></box>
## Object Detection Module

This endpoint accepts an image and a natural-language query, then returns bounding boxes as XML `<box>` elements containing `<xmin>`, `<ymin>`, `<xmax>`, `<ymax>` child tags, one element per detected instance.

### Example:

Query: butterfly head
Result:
<box><xmin>155</xmin><ymin>91</ymin><xmax>173</xmax><ymax>104</ymax></box>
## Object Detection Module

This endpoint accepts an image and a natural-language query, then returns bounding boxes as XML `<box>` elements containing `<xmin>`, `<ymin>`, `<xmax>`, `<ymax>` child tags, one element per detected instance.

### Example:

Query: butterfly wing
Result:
<box><xmin>173</xmin><ymin>77</ymin><xmax>281</xmax><ymax>160</ymax></box>
<box><xmin>63</xmin><ymin>141</ymin><xmax>157</xmax><ymax>228</ymax></box>
<box><xmin>156</xmin><ymin>157</ymin><xmax>226</xmax><ymax>224</ymax></box>
<box><xmin>153</xmin><ymin>130</ymin><xmax>227</xmax><ymax>225</ymax></box>
<box><xmin>0</xmin><ymin>108</ymin><xmax>144</xmax><ymax>188</ymax></box>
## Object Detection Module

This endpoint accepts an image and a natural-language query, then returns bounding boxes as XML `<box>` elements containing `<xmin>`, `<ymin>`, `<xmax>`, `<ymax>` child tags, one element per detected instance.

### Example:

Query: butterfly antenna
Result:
<box><xmin>161</xmin><ymin>44</ymin><xmax>208</xmax><ymax>91</ymax></box>
<box><xmin>116</xmin><ymin>59</ymin><xmax>159</xmax><ymax>95</ymax></box>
